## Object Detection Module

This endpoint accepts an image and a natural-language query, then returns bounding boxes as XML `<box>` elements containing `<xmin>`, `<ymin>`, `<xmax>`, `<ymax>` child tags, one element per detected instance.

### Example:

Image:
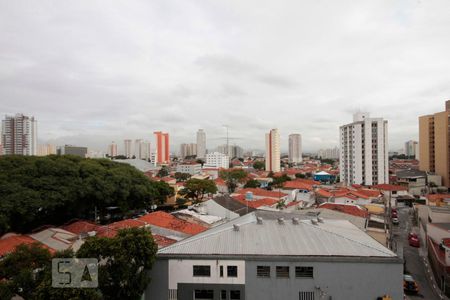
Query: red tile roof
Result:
<box><xmin>372</xmin><ymin>184</ymin><xmax>407</xmax><ymax>191</ymax></box>
<box><xmin>214</xmin><ymin>178</ymin><xmax>227</xmax><ymax>186</ymax></box>
<box><xmin>0</xmin><ymin>235</ymin><xmax>43</xmax><ymax>257</ymax></box>
<box><xmin>61</xmin><ymin>220</ymin><xmax>100</xmax><ymax>235</ymax></box>
<box><xmin>283</xmin><ymin>181</ymin><xmax>313</xmax><ymax>191</ymax></box>
<box><xmin>232</xmin><ymin>194</ymin><xmax>278</xmax><ymax>208</ymax></box>
<box><xmin>138</xmin><ymin>211</ymin><xmax>207</xmax><ymax>235</ymax></box>
<box><xmin>153</xmin><ymin>234</ymin><xmax>177</xmax><ymax>248</ymax></box>
<box><xmin>427</xmin><ymin>194</ymin><xmax>450</xmax><ymax>202</ymax></box>
<box><xmin>109</xmin><ymin>219</ymin><xmax>145</xmax><ymax>230</ymax></box>
<box><xmin>316</xmin><ymin>189</ymin><xmax>333</xmax><ymax>198</ymax></box>
<box><xmin>319</xmin><ymin>203</ymin><xmax>369</xmax><ymax>218</ymax></box>
<box><xmin>234</xmin><ymin>188</ymin><xmax>287</xmax><ymax>198</ymax></box>
<box><xmin>355</xmin><ymin>189</ymin><xmax>382</xmax><ymax>198</ymax></box>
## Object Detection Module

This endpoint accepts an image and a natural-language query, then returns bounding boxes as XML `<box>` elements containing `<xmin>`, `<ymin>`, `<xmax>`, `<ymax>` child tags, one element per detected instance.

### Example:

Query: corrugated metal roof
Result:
<box><xmin>159</xmin><ymin>212</ymin><xmax>396</xmax><ymax>258</ymax></box>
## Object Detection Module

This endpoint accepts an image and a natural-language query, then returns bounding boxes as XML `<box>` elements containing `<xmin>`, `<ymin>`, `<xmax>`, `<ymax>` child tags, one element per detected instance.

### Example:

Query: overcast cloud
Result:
<box><xmin>1</xmin><ymin>0</ymin><xmax>449</xmax><ymax>153</ymax></box>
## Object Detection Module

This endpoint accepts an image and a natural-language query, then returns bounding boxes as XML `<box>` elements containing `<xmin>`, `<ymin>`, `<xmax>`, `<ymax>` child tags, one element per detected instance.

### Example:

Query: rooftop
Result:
<box><xmin>159</xmin><ymin>211</ymin><xmax>396</xmax><ymax>258</ymax></box>
<box><xmin>319</xmin><ymin>203</ymin><xmax>369</xmax><ymax>218</ymax></box>
<box><xmin>138</xmin><ymin>211</ymin><xmax>207</xmax><ymax>235</ymax></box>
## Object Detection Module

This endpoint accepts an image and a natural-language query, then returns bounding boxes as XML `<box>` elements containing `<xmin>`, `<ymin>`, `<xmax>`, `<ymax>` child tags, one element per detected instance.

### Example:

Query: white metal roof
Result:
<box><xmin>159</xmin><ymin>212</ymin><xmax>396</xmax><ymax>258</ymax></box>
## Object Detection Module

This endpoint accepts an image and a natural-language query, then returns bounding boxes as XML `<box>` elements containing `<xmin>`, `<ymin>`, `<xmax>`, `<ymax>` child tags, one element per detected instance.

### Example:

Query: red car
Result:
<box><xmin>408</xmin><ymin>233</ymin><xmax>420</xmax><ymax>247</ymax></box>
<box><xmin>391</xmin><ymin>210</ymin><xmax>398</xmax><ymax>218</ymax></box>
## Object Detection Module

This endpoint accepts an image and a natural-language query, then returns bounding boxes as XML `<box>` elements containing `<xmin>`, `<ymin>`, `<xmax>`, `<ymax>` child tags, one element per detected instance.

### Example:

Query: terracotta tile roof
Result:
<box><xmin>295</xmin><ymin>179</ymin><xmax>321</xmax><ymax>185</ymax></box>
<box><xmin>61</xmin><ymin>220</ymin><xmax>100</xmax><ymax>235</ymax></box>
<box><xmin>109</xmin><ymin>219</ymin><xmax>145</xmax><ymax>230</ymax></box>
<box><xmin>138</xmin><ymin>211</ymin><xmax>207</xmax><ymax>235</ymax></box>
<box><xmin>232</xmin><ymin>194</ymin><xmax>277</xmax><ymax>208</ymax></box>
<box><xmin>355</xmin><ymin>189</ymin><xmax>382</xmax><ymax>198</ymax></box>
<box><xmin>153</xmin><ymin>234</ymin><xmax>177</xmax><ymax>248</ymax></box>
<box><xmin>283</xmin><ymin>181</ymin><xmax>313</xmax><ymax>191</ymax></box>
<box><xmin>372</xmin><ymin>184</ymin><xmax>407</xmax><ymax>191</ymax></box>
<box><xmin>234</xmin><ymin>188</ymin><xmax>287</xmax><ymax>198</ymax></box>
<box><xmin>427</xmin><ymin>194</ymin><xmax>450</xmax><ymax>202</ymax></box>
<box><xmin>319</xmin><ymin>203</ymin><xmax>369</xmax><ymax>218</ymax></box>
<box><xmin>0</xmin><ymin>235</ymin><xmax>40</xmax><ymax>257</ymax></box>
<box><xmin>316</xmin><ymin>189</ymin><xmax>333</xmax><ymax>198</ymax></box>
<box><xmin>214</xmin><ymin>178</ymin><xmax>227</xmax><ymax>186</ymax></box>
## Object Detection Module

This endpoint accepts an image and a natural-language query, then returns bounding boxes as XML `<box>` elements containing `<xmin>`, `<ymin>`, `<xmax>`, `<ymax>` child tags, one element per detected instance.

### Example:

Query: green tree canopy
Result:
<box><xmin>156</xmin><ymin>165</ymin><xmax>170</xmax><ymax>177</ymax></box>
<box><xmin>220</xmin><ymin>169</ymin><xmax>247</xmax><ymax>193</ymax></box>
<box><xmin>252</xmin><ymin>161</ymin><xmax>265</xmax><ymax>170</ymax></box>
<box><xmin>179</xmin><ymin>179</ymin><xmax>217</xmax><ymax>203</ymax></box>
<box><xmin>244</xmin><ymin>179</ymin><xmax>260</xmax><ymax>189</ymax></box>
<box><xmin>174</xmin><ymin>172</ymin><xmax>191</xmax><ymax>182</ymax></box>
<box><xmin>0</xmin><ymin>155</ymin><xmax>173</xmax><ymax>235</ymax></box>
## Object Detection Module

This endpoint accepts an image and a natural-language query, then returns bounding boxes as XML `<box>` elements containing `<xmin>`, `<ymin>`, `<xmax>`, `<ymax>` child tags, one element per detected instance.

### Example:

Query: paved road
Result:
<box><xmin>393</xmin><ymin>205</ymin><xmax>440</xmax><ymax>299</ymax></box>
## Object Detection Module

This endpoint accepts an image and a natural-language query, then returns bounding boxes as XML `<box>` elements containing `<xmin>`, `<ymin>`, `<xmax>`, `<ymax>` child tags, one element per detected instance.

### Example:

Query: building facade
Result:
<box><xmin>145</xmin><ymin>212</ymin><xmax>402</xmax><ymax>300</ymax></box>
<box><xmin>124</xmin><ymin>139</ymin><xmax>132</xmax><ymax>158</ymax></box>
<box><xmin>155</xmin><ymin>131</ymin><xmax>170</xmax><ymax>164</ymax></box>
<box><xmin>1</xmin><ymin>114</ymin><xmax>37</xmax><ymax>156</ymax></box>
<box><xmin>265</xmin><ymin>129</ymin><xmax>280</xmax><ymax>172</ymax></box>
<box><xmin>56</xmin><ymin>145</ymin><xmax>88</xmax><ymax>158</ymax></box>
<box><xmin>108</xmin><ymin>142</ymin><xmax>118</xmax><ymax>157</ymax></box>
<box><xmin>317</xmin><ymin>147</ymin><xmax>340</xmax><ymax>160</ymax></box>
<box><xmin>37</xmin><ymin>144</ymin><xmax>56</xmax><ymax>156</ymax></box>
<box><xmin>205</xmin><ymin>152</ymin><xmax>230</xmax><ymax>169</ymax></box>
<box><xmin>180</xmin><ymin>143</ymin><xmax>197</xmax><ymax>159</ymax></box>
<box><xmin>135</xmin><ymin>139</ymin><xmax>151</xmax><ymax>160</ymax></box>
<box><xmin>176</xmin><ymin>163</ymin><xmax>202</xmax><ymax>175</ymax></box>
<box><xmin>419</xmin><ymin>100</ymin><xmax>450</xmax><ymax>187</ymax></box>
<box><xmin>404</xmin><ymin>140</ymin><xmax>418</xmax><ymax>157</ymax></box>
<box><xmin>197</xmin><ymin>129</ymin><xmax>206</xmax><ymax>159</ymax></box>
<box><xmin>288</xmin><ymin>134</ymin><xmax>302</xmax><ymax>164</ymax></box>
<box><xmin>339</xmin><ymin>112</ymin><xmax>389</xmax><ymax>186</ymax></box>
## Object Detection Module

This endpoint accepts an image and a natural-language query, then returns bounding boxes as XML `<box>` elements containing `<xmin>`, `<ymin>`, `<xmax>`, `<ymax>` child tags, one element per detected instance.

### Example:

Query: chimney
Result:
<box><xmin>277</xmin><ymin>217</ymin><xmax>285</xmax><ymax>225</ymax></box>
<box><xmin>233</xmin><ymin>224</ymin><xmax>240</xmax><ymax>231</ymax></box>
<box><xmin>317</xmin><ymin>217</ymin><xmax>324</xmax><ymax>223</ymax></box>
<box><xmin>292</xmin><ymin>217</ymin><xmax>299</xmax><ymax>225</ymax></box>
<box><xmin>257</xmin><ymin>217</ymin><xmax>263</xmax><ymax>225</ymax></box>
<box><xmin>311</xmin><ymin>219</ymin><xmax>318</xmax><ymax>225</ymax></box>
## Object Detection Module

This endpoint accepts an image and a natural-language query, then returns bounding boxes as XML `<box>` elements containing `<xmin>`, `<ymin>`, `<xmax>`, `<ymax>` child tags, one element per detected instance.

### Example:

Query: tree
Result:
<box><xmin>253</xmin><ymin>161</ymin><xmax>265</xmax><ymax>170</ymax></box>
<box><xmin>276</xmin><ymin>199</ymin><xmax>286</xmax><ymax>210</ymax></box>
<box><xmin>220</xmin><ymin>169</ymin><xmax>247</xmax><ymax>193</ymax></box>
<box><xmin>77</xmin><ymin>228</ymin><xmax>158</xmax><ymax>300</ymax></box>
<box><xmin>174</xmin><ymin>172</ymin><xmax>191</xmax><ymax>182</ymax></box>
<box><xmin>0</xmin><ymin>155</ymin><xmax>173</xmax><ymax>235</ymax></box>
<box><xmin>179</xmin><ymin>179</ymin><xmax>217</xmax><ymax>203</ymax></box>
<box><xmin>196</xmin><ymin>159</ymin><xmax>205</xmax><ymax>166</ymax></box>
<box><xmin>244</xmin><ymin>179</ymin><xmax>260</xmax><ymax>188</ymax></box>
<box><xmin>295</xmin><ymin>173</ymin><xmax>306</xmax><ymax>179</ymax></box>
<box><xmin>156</xmin><ymin>166</ymin><xmax>169</xmax><ymax>177</ymax></box>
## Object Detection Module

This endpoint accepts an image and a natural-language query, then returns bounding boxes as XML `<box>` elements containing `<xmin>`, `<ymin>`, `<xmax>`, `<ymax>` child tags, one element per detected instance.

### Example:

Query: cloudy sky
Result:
<box><xmin>1</xmin><ymin>0</ymin><xmax>449</xmax><ymax>153</ymax></box>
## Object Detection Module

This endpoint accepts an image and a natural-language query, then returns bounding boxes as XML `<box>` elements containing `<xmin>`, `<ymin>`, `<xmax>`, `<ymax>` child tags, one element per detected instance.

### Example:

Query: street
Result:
<box><xmin>393</xmin><ymin>204</ymin><xmax>440</xmax><ymax>299</ymax></box>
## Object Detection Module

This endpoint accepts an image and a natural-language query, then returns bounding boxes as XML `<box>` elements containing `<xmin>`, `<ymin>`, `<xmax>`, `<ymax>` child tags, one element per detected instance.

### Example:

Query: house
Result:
<box><xmin>232</xmin><ymin>188</ymin><xmax>288</xmax><ymax>201</ymax></box>
<box><xmin>211</xmin><ymin>195</ymin><xmax>256</xmax><ymax>217</ymax></box>
<box><xmin>0</xmin><ymin>234</ymin><xmax>48</xmax><ymax>258</ymax></box>
<box><xmin>138</xmin><ymin>211</ymin><xmax>207</xmax><ymax>235</ymax></box>
<box><xmin>144</xmin><ymin>211</ymin><xmax>402</xmax><ymax>300</ymax></box>
<box><xmin>318</xmin><ymin>203</ymin><xmax>369</xmax><ymax>219</ymax></box>
<box><xmin>371</xmin><ymin>184</ymin><xmax>409</xmax><ymax>207</ymax></box>
<box><xmin>215</xmin><ymin>178</ymin><xmax>228</xmax><ymax>194</ymax></box>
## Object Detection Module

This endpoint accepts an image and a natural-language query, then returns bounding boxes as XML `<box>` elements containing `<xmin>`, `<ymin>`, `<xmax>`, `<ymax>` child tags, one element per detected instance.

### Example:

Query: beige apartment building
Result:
<box><xmin>419</xmin><ymin>100</ymin><xmax>450</xmax><ymax>187</ymax></box>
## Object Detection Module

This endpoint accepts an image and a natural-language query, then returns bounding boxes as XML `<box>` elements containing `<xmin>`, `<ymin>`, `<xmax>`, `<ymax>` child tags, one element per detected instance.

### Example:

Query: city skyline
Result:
<box><xmin>1</xmin><ymin>2</ymin><xmax>450</xmax><ymax>153</ymax></box>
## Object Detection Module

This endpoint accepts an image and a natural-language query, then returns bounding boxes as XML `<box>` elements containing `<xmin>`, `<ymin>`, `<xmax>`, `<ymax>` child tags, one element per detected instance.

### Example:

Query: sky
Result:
<box><xmin>1</xmin><ymin>0</ymin><xmax>449</xmax><ymax>153</ymax></box>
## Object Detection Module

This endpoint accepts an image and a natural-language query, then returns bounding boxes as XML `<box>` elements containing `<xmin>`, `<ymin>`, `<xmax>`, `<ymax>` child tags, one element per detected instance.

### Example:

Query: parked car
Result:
<box><xmin>403</xmin><ymin>274</ymin><xmax>419</xmax><ymax>294</ymax></box>
<box><xmin>391</xmin><ymin>211</ymin><xmax>398</xmax><ymax>218</ymax></box>
<box><xmin>392</xmin><ymin>217</ymin><xmax>399</xmax><ymax>225</ymax></box>
<box><xmin>408</xmin><ymin>233</ymin><xmax>420</xmax><ymax>247</ymax></box>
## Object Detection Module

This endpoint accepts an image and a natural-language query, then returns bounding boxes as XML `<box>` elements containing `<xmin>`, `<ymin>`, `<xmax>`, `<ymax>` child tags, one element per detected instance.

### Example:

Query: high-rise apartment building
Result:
<box><xmin>288</xmin><ymin>134</ymin><xmax>302</xmax><ymax>164</ymax></box>
<box><xmin>180</xmin><ymin>143</ymin><xmax>197</xmax><ymax>158</ymax></box>
<box><xmin>124</xmin><ymin>139</ymin><xmax>132</xmax><ymax>158</ymax></box>
<box><xmin>1</xmin><ymin>114</ymin><xmax>37</xmax><ymax>155</ymax></box>
<box><xmin>339</xmin><ymin>112</ymin><xmax>389</xmax><ymax>186</ymax></box>
<box><xmin>404</xmin><ymin>140</ymin><xmax>418</xmax><ymax>157</ymax></box>
<box><xmin>57</xmin><ymin>145</ymin><xmax>88</xmax><ymax>158</ymax></box>
<box><xmin>154</xmin><ymin>131</ymin><xmax>170</xmax><ymax>164</ymax></box>
<box><xmin>37</xmin><ymin>144</ymin><xmax>56</xmax><ymax>156</ymax></box>
<box><xmin>265</xmin><ymin>129</ymin><xmax>280</xmax><ymax>172</ymax></box>
<box><xmin>108</xmin><ymin>142</ymin><xmax>118</xmax><ymax>157</ymax></box>
<box><xmin>205</xmin><ymin>152</ymin><xmax>230</xmax><ymax>169</ymax></box>
<box><xmin>317</xmin><ymin>147</ymin><xmax>340</xmax><ymax>160</ymax></box>
<box><xmin>196</xmin><ymin>129</ymin><xmax>206</xmax><ymax>159</ymax></box>
<box><xmin>216</xmin><ymin>144</ymin><xmax>244</xmax><ymax>158</ymax></box>
<box><xmin>419</xmin><ymin>100</ymin><xmax>450</xmax><ymax>187</ymax></box>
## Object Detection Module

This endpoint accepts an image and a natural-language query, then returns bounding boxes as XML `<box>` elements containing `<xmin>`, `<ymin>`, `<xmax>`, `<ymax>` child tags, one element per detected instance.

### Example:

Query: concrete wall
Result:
<box><xmin>145</xmin><ymin>259</ymin><xmax>169</xmax><ymax>300</ymax></box>
<box><xmin>244</xmin><ymin>260</ymin><xmax>403</xmax><ymax>300</ymax></box>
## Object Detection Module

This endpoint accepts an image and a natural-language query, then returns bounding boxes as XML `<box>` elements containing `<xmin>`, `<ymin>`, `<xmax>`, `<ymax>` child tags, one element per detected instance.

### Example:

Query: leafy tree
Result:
<box><xmin>0</xmin><ymin>155</ymin><xmax>173</xmax><ymax>235</ymax></box>
<box><xmin>295</xmin><ymin>173</ymin><xmax>306</xmax><ymax>179</ymax></box>
<box><xmin>77</xmin><ymin>228</ymin><xmax>158</xmax><ymax>300</ymax></box>
<box><xmin>268</xmin><ymin>171</ymin><xmax>275</xmax><ymax>178</ymax></box>
<box><xmin>174</xmin><ymin>172</ymin><xmax>191</xmax><ymax>182</ymax></box>
<box><xmin>156</xmin><ymin>166</ymin><xmax>170</xmax><ymax>177</ymax></box>
<box><xmin>276</xmin><ymin>199</ymin><xmax>286</xmax><ymax>210</ymax></box>
<box><xmin>195</xmin><ymin>159</ymin><xmax>205</xmax><ymax>166</ymax></box>
<box><xmin>220</xmin><ymin>169</ymin><xmax>247</xmax><ymax>193</ymax></box>
<box><xmin>244</xmin><ymin>179</ymin><xmax>260</xmax><ymax>188</ymax></box>
<box><xmin>179</xmin><ymin>179</ymin><xmax>217</xmax><ymax>203</ymax></box>
<box><xmin>253</xmin><ymin>161</ymin><xmax>265</xmax><ymax>170</ymax></box>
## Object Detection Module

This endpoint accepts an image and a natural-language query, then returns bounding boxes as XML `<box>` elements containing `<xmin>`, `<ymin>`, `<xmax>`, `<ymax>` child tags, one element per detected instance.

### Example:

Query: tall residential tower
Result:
<box><xmin>339</xmin><ymin>112</ymin><xmax>388</xmax><ymax>186</ymax></box>
<box><xmin>196</xmin><ymin>129</ymin><xmax>206</xmax><ymax>159</ymax></box>
<box><xmin>154</xmin><ymin>131</ymin><xmax>170</xmax><ymax>164</ymax></box>
<box><xmin>265</xmin><ymin>129</ymin><xmax>280</xmax><ymax>172</ymax></box>
<box><xmin>1</xmin><ymin>114</ymin><xmax>37</xmax><ymax>155</ymax></box>
<box><xmin>288</xmin><ymin>134</ymin><xmax>302</xmax><ymax>164</ymax></box>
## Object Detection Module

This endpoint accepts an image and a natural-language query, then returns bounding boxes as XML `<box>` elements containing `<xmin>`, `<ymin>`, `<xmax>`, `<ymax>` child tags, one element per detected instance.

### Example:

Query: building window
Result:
<box><xmin>276</xmin><ymin>266</ymin><xmax>290</xmax><ymax>278</ymax></box>
<box><xmin>230</xmin><ymin>290</ymin><xmax>241</xmax><ymax>300</ymax></box>
<box><xmin>299</xmin><ymin>291</ymin><xmax>315</xmax><ymax>300</ymax></box>
<box><xmin>227</xmin><ymin>266</ymin><xmax>238</xmax><ymax>277</ymax></box>
<box><xmin>194</xmin><ymin>290</ymin><xmax>214</xmax><ymax>300</ymax></box>
<box><xmin>221</xmin><ymin>290</ymin><xmax>227</xmax><ymax>300</ymax></box>
<box><xmin>295</xmin><ymin>266</ymin><xmax>314</xmax><ymax>278</ymax></box>
<box><xmin>257</xmin><ymin>266</ymin><xmax>270</xmax><ymax>277</ymax></box>
<box><xmin>193</xmin><ymin>265</ymin><xmax>211</xmax><ymax>277</ymax></box>
<box><xmin>220</xmin><ymin>265</ymin><xmax>224</xmax><ymax>277</ymax></box>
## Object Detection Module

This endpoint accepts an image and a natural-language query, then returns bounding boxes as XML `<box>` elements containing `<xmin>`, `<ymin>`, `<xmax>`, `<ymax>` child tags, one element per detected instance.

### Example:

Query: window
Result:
<box><xmin>220</xmin><ymin>265</ymin><xmax>224</xmax><ymax>277</ymax></box>
<box><xmin>221</xmin><ymin>290</ymin><xmax>227</xmax><ymax>300</ymax></box>
<box><xmin>230</xmin><ymin>290</ymin><xmax>241</xmax><ymax>300</ymax></box>
<box><xmin>299</xmin><ymin>291</ymin><xmax>315</xmax><ymax>300</ymax></box>
<box><xmin>295</xmin><ymin>266</ymin><xmax>314</xmax><ymax>278</ymax></box>
<box><xmin>257</xmin><ymin>266</ymin><xmax>270</xmax><ymax>277</ymax></box>
<box><xmin>193</xmin><ymin>265</ymin><xmax>211</xmax><ymax>277</ymax></box>
<box><xmin>194</xmin><ymin>290</ymin><xmax>213</xmax><ymax>300</ymax></box>
<box><xmin>227</xmin><ymin>266</ymin><xmax>238</xmax><ymax>277</ymax></box>
<box><xmin>276</xmin><ymin>266</ymin><xmax>290</xmax><ymax>278</ymax></box>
